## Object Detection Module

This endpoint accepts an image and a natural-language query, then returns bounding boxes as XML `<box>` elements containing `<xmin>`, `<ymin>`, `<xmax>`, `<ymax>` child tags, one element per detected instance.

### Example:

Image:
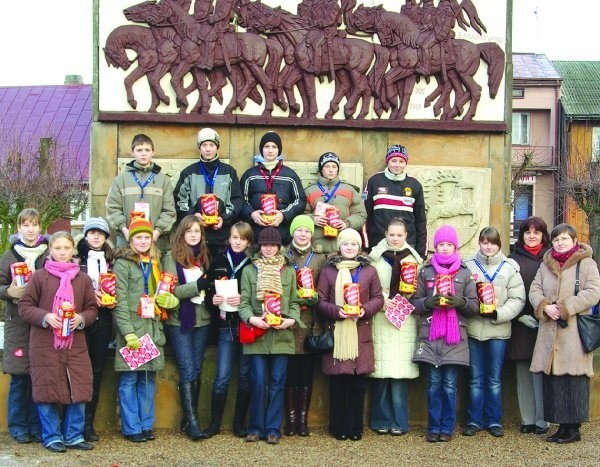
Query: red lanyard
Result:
<box><xmin>258</xmin><ymin>161</ymin><xmax>283</xmax><ymax>193</ymax></box>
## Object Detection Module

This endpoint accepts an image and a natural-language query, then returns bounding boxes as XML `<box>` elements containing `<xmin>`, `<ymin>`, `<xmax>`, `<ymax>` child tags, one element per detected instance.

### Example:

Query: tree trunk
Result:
<box><xmin>587</xmin><ymin>212</ymin><xmax>600</xmax><ymax>269</ymax></box>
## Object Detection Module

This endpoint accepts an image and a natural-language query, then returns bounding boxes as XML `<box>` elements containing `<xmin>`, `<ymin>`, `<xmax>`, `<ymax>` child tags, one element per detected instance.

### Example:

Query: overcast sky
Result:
<box><xmin>0</xmin><ymin>0</ymin><xmax>597</xmax><ymax>86</ymax></box>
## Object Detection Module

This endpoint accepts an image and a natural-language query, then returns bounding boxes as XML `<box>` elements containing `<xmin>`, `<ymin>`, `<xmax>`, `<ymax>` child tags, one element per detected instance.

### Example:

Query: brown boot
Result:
<box><xmin>297</xmin><ymin>386</ymin><xmax>312</xmax><ymax>437</ymax></box>
<box><xmin>284</xmin><ymin>386</ymin><xmax>298</xmax><ymax>436</ymax></box>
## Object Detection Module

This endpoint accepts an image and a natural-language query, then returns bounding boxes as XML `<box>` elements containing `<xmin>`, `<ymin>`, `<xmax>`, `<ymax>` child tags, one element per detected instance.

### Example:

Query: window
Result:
<box><xmin>593</xmin><ymin>127</ymin><xmax>600</xmax><ymax>162</ymax></box>
<box><xmin>513</xmin><ymin>88</ymin><xmax>525</xmax><ymax>98</ymax></box>
<box><xmin>512</xmin><ymin>112</ymin><xmax>530</xmax><ymax>145</ymax></box>
<box><xmin>512</xmin><ymin>185</ymin><xmax>533</xmax><ymax>242</ymax></box>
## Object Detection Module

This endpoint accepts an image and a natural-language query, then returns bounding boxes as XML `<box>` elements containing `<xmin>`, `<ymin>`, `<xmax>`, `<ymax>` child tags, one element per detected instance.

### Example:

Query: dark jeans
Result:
<box><xmin>329</xmin><ymin>374</ymin><xmax>367</xmax><ymax>437</ymax></box>
<box><xmin>85</xmin><ymin>311</ymin><xmax>113</xmax><ymax>415</ymax></box>
<box><xmin>7</xmin><ymin>374</ymin><xmax>40</xmax><ymax>438</ymax></box>
<box><xmin>286</xmin><ymin>354</ymin><xmax>314</xmax><ymax>387</ymax></box>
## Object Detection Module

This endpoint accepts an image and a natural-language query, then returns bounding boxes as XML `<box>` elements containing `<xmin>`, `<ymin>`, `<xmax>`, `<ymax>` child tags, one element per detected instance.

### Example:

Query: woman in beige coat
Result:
<box><xmin>529</xmin><ymin>223</ymin><xmax>600</xmax><ymax>444</ymax></box>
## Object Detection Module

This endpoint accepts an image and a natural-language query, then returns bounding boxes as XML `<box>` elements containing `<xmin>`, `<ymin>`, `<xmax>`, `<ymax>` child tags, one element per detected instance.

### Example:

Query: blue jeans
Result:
<box><xmin>168</xmin><ymin>324</ymin><xmax>210</xmax><ymax>383</ymax></box>
<box><xmin>248</xmin><ymin>354</ymin><xmax>288</xmax><ymax>438</ymax></box>
<box><xmin>213</xmin><ymin>326</ymin><xmax>251</xmax><ymax>394</ymax></box>
<box><xmin>37</xmin><ymin>402</ymin><xmax>85</xmax><ymax>447</ymax></box>
<box><xmin>7</xmin><ymin>374</ymin><xmax>41</xmax><ymax>438</ymax></box>
<box><xmin>467</xmin><ymin>337</ymin><xmax>507</xmax><ymax>428</ymax></box>
<box><xmin>370</xmin><ymin>378</ymin><xmax>409</xmax><ymax>432</ymax></box>
<box><xmin>118</xmin><ymin>371</ymin><xmax>156</xmax><ymax>435</ymax></box>
<box><xmin>427</xmin><ymin>364</ymin><xmax>458</xmax><ymax>435</ymax></box>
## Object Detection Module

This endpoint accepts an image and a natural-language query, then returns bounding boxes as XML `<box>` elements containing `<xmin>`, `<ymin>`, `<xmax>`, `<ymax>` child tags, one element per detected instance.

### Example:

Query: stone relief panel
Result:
<box><xmin>409</xmin><ymin>165</ymin><xmax>491</xmax><ymax>255</ymax></box>
<box><xmin>99</xmin><ymin>0</ymin><xmax>507</xmax><ymax>125</ymax></box>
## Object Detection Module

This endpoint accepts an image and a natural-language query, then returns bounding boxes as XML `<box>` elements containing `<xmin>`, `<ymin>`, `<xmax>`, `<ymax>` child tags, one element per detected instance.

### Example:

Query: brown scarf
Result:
<box><xmin>333</xmin><ymin>259</ymin><xmax>360</xmax><ymax>361</ymax></box>
<box><xmin>254</xmin><ymin>253</ymin><xmax>286</xmax><ymax>300</ymax></box>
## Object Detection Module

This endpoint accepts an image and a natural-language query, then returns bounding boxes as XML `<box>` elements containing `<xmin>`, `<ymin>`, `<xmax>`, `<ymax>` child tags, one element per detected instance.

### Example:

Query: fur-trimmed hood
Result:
<box><xmin>326</xmin><ymin>253</ymin><xmax>371</xmax><ymax>267</ymax></box>
<box><xmin>114</xmin><ymin>244</ymin><xmax>142</xmax><ymax>262</ymax></box>
<box><xmin>8</xmin><ymin>233</ymin><xmax>49</xmax><ymax>248</ymax></box>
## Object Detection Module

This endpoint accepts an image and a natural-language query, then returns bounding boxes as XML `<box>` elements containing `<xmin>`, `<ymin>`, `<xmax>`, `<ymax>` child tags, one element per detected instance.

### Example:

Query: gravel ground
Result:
<box><xmin>1</xmin><ymin>421</ymin><xmax>600</xmax><ymax>466</ymax></box>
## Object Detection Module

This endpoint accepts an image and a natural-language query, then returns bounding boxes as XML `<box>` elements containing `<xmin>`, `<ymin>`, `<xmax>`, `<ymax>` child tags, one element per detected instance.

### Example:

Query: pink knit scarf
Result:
<box><xmin>44</xmin><ymin>260</ymin><xmax>80</xmax><ymax>349</ymax></box>
<box><xmin>429</xmin><ymin>251</ymin><xmax>462</xmax><ymax>345</ymax></box>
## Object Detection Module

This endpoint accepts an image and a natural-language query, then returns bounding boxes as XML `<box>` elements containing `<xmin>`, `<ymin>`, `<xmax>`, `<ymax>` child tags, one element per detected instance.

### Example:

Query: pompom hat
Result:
<box><xmin>337</xmin><ymin>228</ymin><xmax>363</xmax><ymax>249</ymax></box>
<box><xmin>385</xmin><ymin>144</ymin><xmax>408</xmax><ymax>164</ymax></box>
<box><xmin>433</xmin><ymin>225</ymin><xmax>459</xmax><ymax>249</ymax></box>
<box><xmin>128</xmin><ymin>216</ymin><xmax>154</xmax><ymax>240</ymax></box>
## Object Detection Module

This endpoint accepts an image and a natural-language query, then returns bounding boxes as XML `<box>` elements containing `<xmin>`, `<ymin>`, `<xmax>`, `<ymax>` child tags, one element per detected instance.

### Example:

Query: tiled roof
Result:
<box><xmin>0</xmin><ymin>84</ymin><xmax>91</xmax><ymax>178</ymax></box>
<box><xmin>513</xmin><ymin>53</ymin><xmax>561</xmax><ymax>80</ymax></box>
<box><xmin>553</xmin><ymin>61</ymin><xmax>600</xmax><ymax>118</ymax></box>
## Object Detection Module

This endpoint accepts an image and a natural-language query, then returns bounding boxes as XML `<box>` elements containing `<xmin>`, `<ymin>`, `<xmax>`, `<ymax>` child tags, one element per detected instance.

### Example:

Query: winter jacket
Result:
<box><xmin>506</xmin><ymin>243</ymin><xmax>550</xmax><ymax>360</ymax></box>
<box><xmin>207</xmin><ymin>249</ymin><xmax>252</xmax><ymax>332</ymax></box>
<box><xmin>173</xmin><ymin>158</ymin><xmax>243</xmax><ymax>248</ymax></box>
<box><xmin>363</xmin><ymin>170</ymin><xmax>427</xmax><ymax>257</ymax></box>
<box><xmin>106</xmin><ymin>161</ymin><xmax>176</xmax><ymax>251</ymax></box>
<box><xmin>317</xmin><ymin>255</ymin><xmax>384</xmax><ymax>376</ymax></box>
<box><xmin>410</xmin><ymin>262</ymin><xmax>479</xmax><ymax>367</ymax></box>
<box><xmin>285</xmin><ymin>244</ymin><xmax>327</xmax><ymax>354</ymax></box>
<box><xmin>112</xmin><ymin>246</ymin><xmax>166</xmax><ymax>372</ymax></box>
<box><xmin>238</xmin><ymin>250</ymin><xmax>302</xmax><ymax>355</ymax></box>
<box><xmin>304</xmin><ymin>175</ymin><xmax>367</xmax><ymax>253</ymax></box>
<box><xmin>240</xmin><ymin>162</ymin><xmax>307</xmax><ymax>245</ymax></box>
<box><xmin>18</xmin><ymin>269</ymin><xmax>98</xmax><ymax>404</ymax></box>
<box><xmin>161</xmin><ymin>253</ymin><xmax>211</xmax><ymax>328</ymax></box>
<box><xmin>368</xmin><ymin>238</ymin><xmax>421</xmax><ymax>379</ymax></box>
<box><xmin>464</xmin><ymin>251</ymin><xmax>525</xmax><ymax>341</ymax></box>
<box><xmin>0</xmin><ymin>237</ymin><xmax>48</xmax><ymax>375</ymax></box>
<box><xmin>529</xmin><ymin>244</ymin><xmax>600</xmax><ymax>377</ymax></box>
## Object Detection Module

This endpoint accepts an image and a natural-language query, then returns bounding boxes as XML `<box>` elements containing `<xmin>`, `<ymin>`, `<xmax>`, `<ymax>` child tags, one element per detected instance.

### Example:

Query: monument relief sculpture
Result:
<box><xmin>101</xmin><ymin>0</ymin><xmax>506</xmax><ymax>125</ymax></box>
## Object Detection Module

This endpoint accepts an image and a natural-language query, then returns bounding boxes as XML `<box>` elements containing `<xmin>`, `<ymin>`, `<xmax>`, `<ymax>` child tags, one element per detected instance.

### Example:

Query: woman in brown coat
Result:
<box><xmin>19</xmin><ymin>232</ymin><xmax>98</xmax><ymax>453</ymax></box>
<box><xmin>530</xmin><ymin>223</ymin><xmax>600</xmax><ymax>444</ymax></box>
<box><xmin>317</xmin><ymin>229</ymin><xmax>384</xmax><ymax>441</ymax></box>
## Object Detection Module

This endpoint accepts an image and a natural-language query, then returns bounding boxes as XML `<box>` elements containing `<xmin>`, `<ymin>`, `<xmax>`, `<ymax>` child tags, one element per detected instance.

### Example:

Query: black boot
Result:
<box><xmin>297</xmin><ymin>386</ymin><xmax>312</xmax><ymax>437</ymax></box>
<box><xmin>203</xmin><ymin>392</ymin><xmax>227</xmax><ymax>438</ymax></box>
<box><xmin>179</xmin><ymin>382</ymin><xmax>203</xmax><ymax>441</ymax></box>
<box><xmin>284</xmin><ymin>386</ymin><xmax>299</xmax><ymax>436</ymax></box>
<box><xmin>546</xmin><ymin>424</ymin><xmax>569</xmax><ymax>442</ymax></box>
<box><xmin>232</xmin><ymin>389</ymin><xmax>251</xmax><ymax>438</ymax></box>
<box><xmin>84</xmin><ymin>401</ymin><xmax>100</xmax><ymax>442</ymax></box>
<box><xmin>556</xmin><ymin>423</ymin><xmax>581</xmax><ymax>444</ymax></box>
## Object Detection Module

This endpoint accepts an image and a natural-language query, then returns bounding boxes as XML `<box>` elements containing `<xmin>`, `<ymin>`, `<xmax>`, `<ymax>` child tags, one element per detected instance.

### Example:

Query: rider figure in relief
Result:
<box><xmin>416</xmin><ymin>0</ymin><xmax>457</xmax><ymax>76</ymax></box>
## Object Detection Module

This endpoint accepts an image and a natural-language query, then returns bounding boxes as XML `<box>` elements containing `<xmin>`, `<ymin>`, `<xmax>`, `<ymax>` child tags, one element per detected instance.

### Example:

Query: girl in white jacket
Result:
<box><xmin>368</xmin><ymin>219</ymin><xmax>423</xmax><ymax>435</ymax></box>
<box><xmin>463</xmin><ymin>227</ymin><xmax>525</xmax><ymax>438</ymax></box>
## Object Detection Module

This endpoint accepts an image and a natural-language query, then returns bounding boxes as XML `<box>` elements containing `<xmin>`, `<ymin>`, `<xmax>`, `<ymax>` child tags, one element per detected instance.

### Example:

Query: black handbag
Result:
<box><xmin>304</xmin><ymin>312</ymin><xmax>333</xmax><ymax>353</ymax></box>
<box><xmin>574</xmin><ymin>263</ymin><xmax>600</xmax><ymax>353</ymax></box>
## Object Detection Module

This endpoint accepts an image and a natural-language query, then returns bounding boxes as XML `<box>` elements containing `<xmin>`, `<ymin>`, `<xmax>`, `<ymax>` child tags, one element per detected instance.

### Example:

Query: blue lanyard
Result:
<box><xmin>199</xmin><ymin>161</ymin><xmax>220</xmax><ymax>193</ymax></box>
<box><xmin>290</xmin><ymin>251</ymin><xmax>314</xmax><ymax>271</ymax></box>
<box><xmin>351</xmin><ymin>265</ymin><xmax>363</xmax><ymax>283</ymax></box>
<box><xmin>140</xmin><ymin>260</ymin><xmax>152</xmax><ymax>295</ymax></box>
<box><xmin>474</xmin><ymin>259</ymin><xmax>505</xmax><ymax>283</ymax></box>
<box><xmin>132</xmin><ymin>172</ymin><xmax>156</xmax><ymax>200</ymax></box>
<box><xmin>226</xmin><ymin>252</ymin><xmax>248</xmax><ymax>279</ymax></box>
<box><xmin>317</xmin><ymin>181</ymin><xmax>341</xmax><ymax>203</ymax></box>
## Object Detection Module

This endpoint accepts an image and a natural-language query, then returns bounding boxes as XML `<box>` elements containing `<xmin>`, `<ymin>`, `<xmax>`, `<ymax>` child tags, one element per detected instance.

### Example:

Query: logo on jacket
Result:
<box><xmin>377</xmin><ymin>187</ymin><xmax>388</xmax><ymax>194</ymax></box>
<box><xmin>404</xmin><ymin>187</ymin><xmax>412</xmax><ymax>196</ymax></box>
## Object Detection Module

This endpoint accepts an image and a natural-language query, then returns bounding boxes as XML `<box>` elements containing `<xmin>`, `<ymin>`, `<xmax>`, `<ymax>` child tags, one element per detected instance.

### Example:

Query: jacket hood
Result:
<box><xmin>542</xmin><ymin>243</ymin><xmax>594</xmax><ymax>275</ymax></box>
<box><xmin>286</xmin><ymin>243</ymin><xmax>323</xmax><ymax>255</ymax></box>
<box><xmin>369</xmin><ymin>237</ymin><xmax>423</xmax><ymax>264</ymax></box>
<box><xmin>327</xmin><ymin>253</ymin><xmax>371</xmax><ymax>267</ymax></box>
<box><xmin>9</xmin><ymin>233</ymin><xmax>50</xmax><ymax>248</ymax></box>
<box><xmin>114</xmin><ymin>244</ymin><xmax>140</xmax><ymax>262</ymax></box>
<box><xmin>125</xmin><ymin>160</ymin><xmax>162</xmax><ymax>174</ymax></box>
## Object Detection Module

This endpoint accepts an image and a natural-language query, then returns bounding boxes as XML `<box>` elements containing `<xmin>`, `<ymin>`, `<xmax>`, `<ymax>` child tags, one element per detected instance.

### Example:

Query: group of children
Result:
<box><xmin>1</xmin><ymin>129</ymin><xmax>530</xmax><ymax>452</ymax></box>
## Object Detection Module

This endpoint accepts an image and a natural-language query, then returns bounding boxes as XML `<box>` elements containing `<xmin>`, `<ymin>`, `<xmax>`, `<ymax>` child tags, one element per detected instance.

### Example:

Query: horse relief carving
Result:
<box><xmin>101</xmin><ymin>0</ymin><xmax>506</xmax><ymax>122</ymax></box>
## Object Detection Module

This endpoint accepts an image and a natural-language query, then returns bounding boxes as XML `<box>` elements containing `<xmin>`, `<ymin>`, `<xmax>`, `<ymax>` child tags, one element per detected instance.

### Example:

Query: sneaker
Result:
<box><xmin>245</xmin><ymin>433</ymin><xmax>260</xmax><ymax>442</ymax></box>
<box><xmin>266</xmin><ymin>433</ymin><xmax>281</xmax><ymax>444</ymax></box>
<box><xmin>124</xmin><ymin>433</ymin><xmax>146</xmax><ymax>443</ymax></box>
<box><xmin>438</xmin><ymin>433</ymin><xmax>452</xmax><ymax>442</ymax></box>
<box><xmin>534</xmin><ymin>426</ymin><xmax>549</xmax><ymax>435</ymax></box>
<box><xmin>390</xmin><ymin>428</ymin><xmax>406</xmax><ymax>436</ymax></box>
<box><xmin>462</xmin><ymin>424</ymin><xmax>481</xmax><ymax>436</ymax></box>
<box><xmin>46</xmin><ymin>441</ymin><xmax>66</xmax><ymax>453</ymax></box>
<box><xmin>426</xmin><ymin>432</ymin><xmax>439</xmax><ymax>442</ymax></box>
<box><xmin>142</xmin><ymin>430</ymin><xmax>155</xmax><ymax>441</ymax></box>
<box><xmin>520</xmin><ymin>424</ymin><xmax>535</xmax><ymax>433</ymax></box>
<box><xmin>66</xmin><ymin>441</ymin><xmax>94</xmax><ymax>450</ymax></box>
<box><xmin>12</xmin><ymin>433</ymin><xmax>32</xmax><ymax>444</ymax></box>
<box><xmin>488</xmin><ymin>426</ymin><xmax>504</xmax><ymax>438</ymax></box>
<box><xmin>374</xmin><ymin>428</ymin><xmax>388</xmax><ymax>435</ymax></box>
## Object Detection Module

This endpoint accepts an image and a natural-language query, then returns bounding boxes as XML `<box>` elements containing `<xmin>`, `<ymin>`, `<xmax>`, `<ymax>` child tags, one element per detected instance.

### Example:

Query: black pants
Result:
<box><xmin>328</xmin><ymin>374</ymin><xmax>367</xmax><ymax>437</ymax></box>
<box><xmin>85</xmin><ymin>311</ymin><xmax>113</xmax><ymax>414</ymax></box>
<box><xmin>286</xmin><ymin>354</ymin><xmax>314</xmax><ymax>387</ymax></box>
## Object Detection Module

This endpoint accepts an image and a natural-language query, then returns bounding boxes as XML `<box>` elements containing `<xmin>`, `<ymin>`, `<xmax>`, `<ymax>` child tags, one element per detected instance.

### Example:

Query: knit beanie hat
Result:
<box><xmin>386</xmin><ymin>145</ymin><xmax>408</xmax><ymax>164</ymax></box>
<box><xmin>259</xmin><ymin>131</ymin><xmax>282</xmax><ymax>156</ymax></box>
<box><xmin>289</xmin><ymin>215</ymin><xmax>315</xmax><ymax>236</ymax></box>
<box><xmin>433</xmin><ymin>225</ymin><xmax>459</xmax><ymax>249</ymax></box>
<box><xmin>337</xmin><ymin>228</ymin><xmax>363</xmax><ymax>249</ymax></box>
<box><xmin>84</xmin><ymin>217</ymin><xmax>110</xmax><ymax>238</ymax></box>
<box><xmin>318</xmin><ymin>152</ymin><xmax>340</xmax><ymax>175</ymax></box>
<box><xmin>258</xmin><ymin>227</ymin><xmax>282</xmax><ymax>246</ymax></box>
<box><xmin>128</xmin><ymin>216</ymin><xmax>154</xmax><ymax>240</ymax></box>
<box><xmin>197</xmin><ymin>128</ymin><xmax>220</xmax><ymax>148</ymax></box>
